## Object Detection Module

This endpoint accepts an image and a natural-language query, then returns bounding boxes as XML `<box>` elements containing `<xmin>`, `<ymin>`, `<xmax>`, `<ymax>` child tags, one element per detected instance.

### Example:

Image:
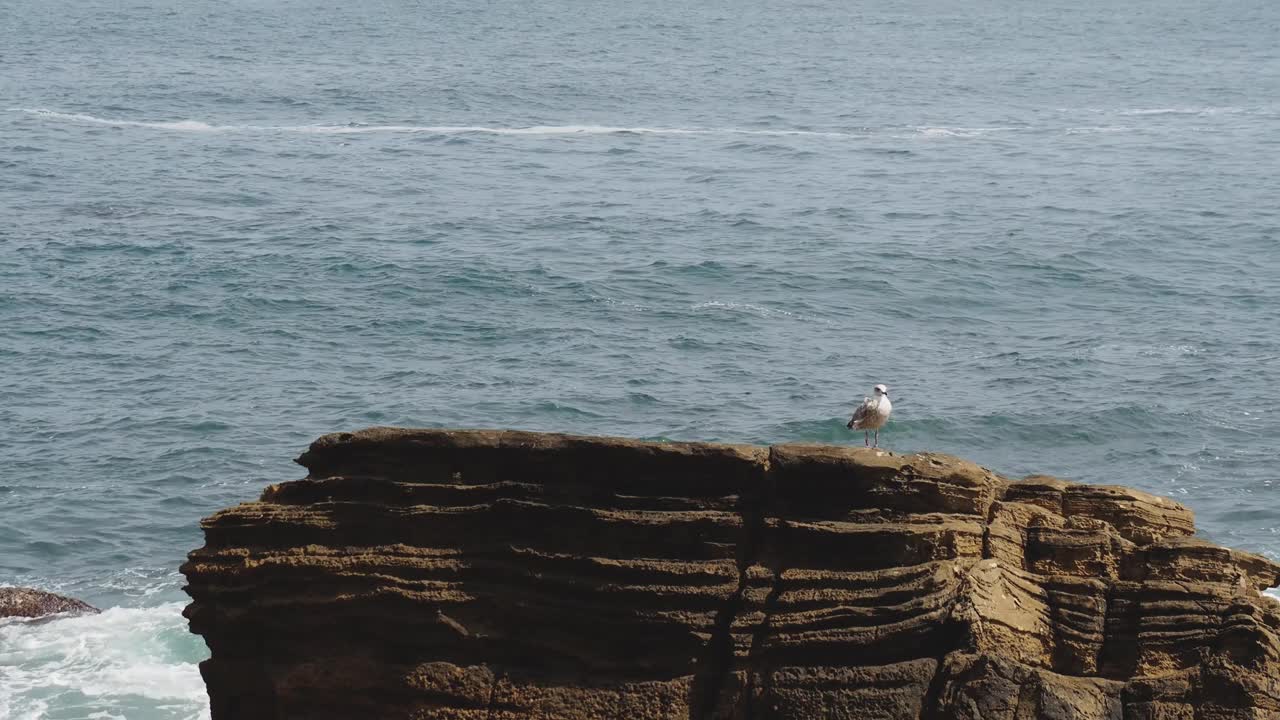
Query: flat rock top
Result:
<box><xmin>0</xmin><ymin>587</ymin><xmax>98</xmax><ymax>619</ymax></box>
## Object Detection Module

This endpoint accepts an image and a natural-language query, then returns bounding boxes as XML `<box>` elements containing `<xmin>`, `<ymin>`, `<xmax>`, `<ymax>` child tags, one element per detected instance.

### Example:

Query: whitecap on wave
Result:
<box><xmin>693</xmin><ymin>300</ymin><xmax>788</xmax><ymax>317</ymax></box>
<box><xmin>1064</xmin><ymin>126</ymin><xmax>1135</xmax><ymax>134</ymax></box>
<box><xmin>0</xmin><ymin>602</ymin><xmax>210</xmax><ymax>720</ymax></box>
<box><xmin>691</xmin><ymin>300</ymin><xmax>831</xmax><ymax>325</ymax></box>
<box><xmin>909</xmin><ymin>126</ymin><xmax>1021</xmax><ymax>138</ymax></box>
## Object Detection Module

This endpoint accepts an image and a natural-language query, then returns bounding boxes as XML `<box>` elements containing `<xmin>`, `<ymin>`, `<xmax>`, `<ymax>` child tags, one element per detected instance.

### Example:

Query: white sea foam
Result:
<box><xmin>98</xmin><ymin>568</ymin><xmax>188</xmax><ymax>600</ymax></box>
<box><xmin>0</xmin><ymin>602</ymin><xmax>210</xmax><ymax>720</ymax></box>
<box><xmin>1265</xmin><ymin>588</ymin><xmax>1280</xmax><ymax>606</ymax></box>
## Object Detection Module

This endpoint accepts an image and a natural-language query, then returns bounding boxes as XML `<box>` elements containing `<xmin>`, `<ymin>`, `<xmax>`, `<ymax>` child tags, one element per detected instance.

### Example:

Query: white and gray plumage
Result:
<box><xmin>847</xmin><ymin>384</ymin><xmax>892</xmax><ymax>448</ymax></box>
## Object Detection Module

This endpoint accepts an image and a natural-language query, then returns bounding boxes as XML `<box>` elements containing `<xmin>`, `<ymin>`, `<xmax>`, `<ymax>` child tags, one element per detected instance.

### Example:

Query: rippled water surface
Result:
<box><xmin>4</xmin><ymin>0</ymin><xmax>1280</xmax><ymax>716</ymax></box>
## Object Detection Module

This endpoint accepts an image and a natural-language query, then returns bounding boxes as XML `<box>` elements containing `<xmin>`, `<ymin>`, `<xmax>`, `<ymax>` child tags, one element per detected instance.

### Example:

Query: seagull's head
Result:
<box><xmin>873</xmin><ymin>384</ymin><xmax>889</xmax><ymax>397</ymax></box>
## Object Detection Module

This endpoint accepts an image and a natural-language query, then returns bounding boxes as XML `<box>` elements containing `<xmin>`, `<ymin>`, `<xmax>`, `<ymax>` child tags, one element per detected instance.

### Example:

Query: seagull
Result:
<box><xmin>847</xmin><ymin>384</ymin><xmax>892</xmax><ymax>448</ymax></box>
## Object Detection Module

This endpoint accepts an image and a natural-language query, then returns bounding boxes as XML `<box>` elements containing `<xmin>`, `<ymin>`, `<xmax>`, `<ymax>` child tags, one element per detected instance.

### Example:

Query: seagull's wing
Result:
<box><xmin>847</xmin><ymin>396</ymin><xmax>873</xmax><ymax>428</ymax></box>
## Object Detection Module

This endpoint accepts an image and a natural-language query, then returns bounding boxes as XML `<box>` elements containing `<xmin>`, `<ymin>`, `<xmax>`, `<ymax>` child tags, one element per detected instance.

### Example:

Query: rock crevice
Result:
<box><xmin>182</xmin><ymin>428</ymin><xmax>1280</xmax><ymax>719</ymax></box>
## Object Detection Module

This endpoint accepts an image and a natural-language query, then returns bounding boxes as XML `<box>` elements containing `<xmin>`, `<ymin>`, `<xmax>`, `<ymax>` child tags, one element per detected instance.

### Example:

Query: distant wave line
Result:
<box><xmin>1065</xmin><ymin>105</ymin><xmax>1276</xmax><ymax>117</ymax></box>
<box><xmin>1117</xmin><ymin>107</ymin><xmax>1245</xmax><ymax>116</ymax></box>
<box><xmin>12</xmin><ymin>108</ymin><xmax>1041</xmax><ymax>140</ymax></box>
<box><xmin>11</xmin><ymin>108</ymin><xmax>863</xmax><ymax>138</ymax></box>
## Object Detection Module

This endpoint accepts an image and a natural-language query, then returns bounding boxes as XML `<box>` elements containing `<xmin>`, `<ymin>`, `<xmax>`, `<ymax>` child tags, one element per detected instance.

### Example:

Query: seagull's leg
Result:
<box><xmin>873</xmin><ymin>430</ymin><xmax>879</xmax><ymax>448</ymax></box>
<box><xmin>864</xmin><ymin>431</ymin><xmax>869</xmax><ymax>447</ymax></box>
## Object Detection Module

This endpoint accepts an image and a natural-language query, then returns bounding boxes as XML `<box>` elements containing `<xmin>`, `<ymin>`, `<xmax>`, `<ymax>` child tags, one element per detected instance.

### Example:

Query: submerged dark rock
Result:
<box><xmin>182</xmin><ymin>428</ymin><xmax>1280</xmax><ymax>719</ymax></box>
<box><xmin>0</xmin><ymin>586</ymin><xmax>98</xmax><ymax>619</ymax></box>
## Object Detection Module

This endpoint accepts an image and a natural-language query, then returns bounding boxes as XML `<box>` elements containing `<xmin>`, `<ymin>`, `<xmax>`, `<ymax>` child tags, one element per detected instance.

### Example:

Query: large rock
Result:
<box><xmin>181</xmin><ymin>428</ymin><xmax>1280</xmax><ymax>719</ymax></box>
<box><xmin>0</xmin><ymin>587</ymin><xmax>98</xmax><ymax>619</ymax></box>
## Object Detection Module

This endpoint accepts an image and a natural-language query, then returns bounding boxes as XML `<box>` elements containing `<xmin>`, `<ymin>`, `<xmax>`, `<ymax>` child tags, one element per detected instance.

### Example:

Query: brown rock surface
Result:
<box><xmin>181</xmin><ymin>428</ymin><xmax>1280</xmax><ymax>719</ymax></box>
<box><xmin>0</xmin><ymin>587</ymin><xmax>98</xmax><ymax>619</ymax></box>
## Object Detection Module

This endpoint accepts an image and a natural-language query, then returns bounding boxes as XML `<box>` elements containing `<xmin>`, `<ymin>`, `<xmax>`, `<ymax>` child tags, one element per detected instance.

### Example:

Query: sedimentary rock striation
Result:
<box><xmin>0</xmin><ymin>587</ymin><xmax>98</xmax><ymax>619</ymax></box>
<box><xmin>182</xmin><ymin>428</ymin><xmax>1280</xmax><ymax>719</ymax></box>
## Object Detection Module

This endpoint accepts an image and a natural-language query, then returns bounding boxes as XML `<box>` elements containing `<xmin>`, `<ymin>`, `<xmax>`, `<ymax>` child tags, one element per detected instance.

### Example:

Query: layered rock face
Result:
<box><xmin>182</xmin><ymin>428</ymin><xmax>1280</xmax><ymax>719</ymax></box>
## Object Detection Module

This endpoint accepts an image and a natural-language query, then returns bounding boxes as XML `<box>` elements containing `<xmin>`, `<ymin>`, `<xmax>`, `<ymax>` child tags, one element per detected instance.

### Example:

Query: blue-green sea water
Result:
<box><xmin>3</xmin><ymin>0</ymin><xmax>1280</xmax><ymax>717</ymax></box>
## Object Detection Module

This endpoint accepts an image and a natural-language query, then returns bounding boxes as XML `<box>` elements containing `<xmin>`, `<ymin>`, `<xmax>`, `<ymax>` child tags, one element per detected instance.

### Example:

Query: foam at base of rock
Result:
<box><xmin>0</xmin><ymin>602</ymin><xmax>209</xmax><ymax>720</ymax></box>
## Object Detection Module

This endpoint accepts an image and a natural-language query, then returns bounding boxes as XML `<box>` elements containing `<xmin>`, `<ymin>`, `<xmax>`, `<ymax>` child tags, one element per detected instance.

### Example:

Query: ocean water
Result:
<box><xmin>3</xmin><ymin>0</ymin><xmax>1280</xmax><ymax>716</ymax></box>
